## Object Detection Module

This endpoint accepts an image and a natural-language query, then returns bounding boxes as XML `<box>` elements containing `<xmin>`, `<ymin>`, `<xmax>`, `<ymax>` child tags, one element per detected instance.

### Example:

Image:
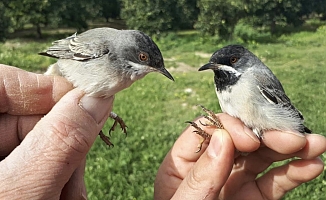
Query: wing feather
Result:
<box><xmin>39</xmin><ymin>28</ymin><xmax>117</xmax><ymax>61</ymax></box>
<box><xmin>254</xmin><ymin>71</ymin><xmax>304</xmax><ymax>121</ymax></box>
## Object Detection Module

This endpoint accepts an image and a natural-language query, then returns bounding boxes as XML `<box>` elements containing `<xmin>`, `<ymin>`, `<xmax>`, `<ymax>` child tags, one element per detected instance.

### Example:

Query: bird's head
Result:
<box><xmin>199</xmin><ymin>45</ymin><xmax>257</xmax><ymax>91</ymax></box>
<box><xmin>114</xmin><ymin>30</ymin><xmax>174</xmax><ymax>81</ymax></box>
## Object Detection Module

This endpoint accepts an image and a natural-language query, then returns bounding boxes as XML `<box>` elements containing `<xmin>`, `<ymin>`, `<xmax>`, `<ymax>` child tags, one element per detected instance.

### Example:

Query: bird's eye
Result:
<box><xmin>230</xmin><ymin>57</ymin><xmax>238</xmax><ymax>64</ymax></box>
<box><xmin>139</xmin><ymin>52</ymin><xmax>149</xmax><ymax>61</ymax></box>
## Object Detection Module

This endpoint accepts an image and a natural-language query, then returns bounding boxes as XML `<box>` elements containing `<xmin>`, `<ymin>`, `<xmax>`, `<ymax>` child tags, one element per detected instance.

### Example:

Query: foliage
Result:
<box><xmin>1</xmin><ymin>0</ymin><xmax>326</xmax><ymax>41</ymax></box>
<box><xmin>0</xmin><ymin>0</ymin><xmax>112</xmax><ymax>39</ymax></box>
<box><xmin>195</xmin><ymin>0</ymin><xmax>326</xmax><ymax>39</ymax></box>
<box><xmin>97</xmin><ymin>0</ymin><xmax>121</xmax><ymax>22</ymax></box>
<box><xmin>0</xmin><ymin>27</ymin><xmax>326</xmax><ymax>200</ymax></box>
<box><xmin>0</xmin><ymin>2</ymin><xmax>10</xmax><ymax>41</ymax></box>
<box><xmin>120</xmin><ymin>0</ymin><xmax>198</xmax><ymax>35</ymax></box>
<box><xmin>195</xmin><ymin>0</ymin><xmax>246</xmax><ymax>39</ymax></box>
<box><xmin>2</xmin><ymin>0</ymin><xmax>51</xmax><ymax>38</ymax></box>
<box><xmin>246</xmin><ymin>0</ymin><xmax>314</xmax><ymax>34</ymax></box>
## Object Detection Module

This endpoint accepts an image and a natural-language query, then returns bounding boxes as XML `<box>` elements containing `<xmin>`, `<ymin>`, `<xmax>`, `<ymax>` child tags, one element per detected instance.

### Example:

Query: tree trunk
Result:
<box><xmin>36</xmin><ymin>24</ymin><xmax>42</xmax><ymax>38</ymax></box>
<box><xmin>270</xmin><ymin>20</ymin><xmax>276</xmax><ymax>35</ymax></box>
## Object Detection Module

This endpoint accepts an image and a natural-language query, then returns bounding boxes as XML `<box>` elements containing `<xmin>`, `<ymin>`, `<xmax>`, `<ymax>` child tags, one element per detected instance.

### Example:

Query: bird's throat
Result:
<box><xmin>214</xmin><ymin>71</ymin><xmax>241</xmax><ymax>92</ymax></box>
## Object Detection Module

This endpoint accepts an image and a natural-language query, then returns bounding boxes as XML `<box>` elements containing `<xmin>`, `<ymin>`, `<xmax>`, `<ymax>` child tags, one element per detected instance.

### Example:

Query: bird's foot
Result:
<box><xmin>198</xmin><ymin>105</ymin><xmax>224</xmax><ymax>129</ymax></box>
<box><xmin>109</xmin><ymin>112</ymin><xmax>128</xmax><ymax>136</ymax></box>
<box><xmin>98</xmin><ymin>112</ymin><xmax>128</xmax><ymax>147</ymax></box>
<box><xmin>99</xmin><ymin>130</ymin><xmax>114</xmax><ymax>147</ymax></box>
<box><xmin>186</xmin><ymin>121</ymin><xmax>212</xmax><ymax>153</ymax></box>
<box><xmin>187</xmin><ymin>105</ymin><xmax>224</xmax><ymax>153</ymax></box>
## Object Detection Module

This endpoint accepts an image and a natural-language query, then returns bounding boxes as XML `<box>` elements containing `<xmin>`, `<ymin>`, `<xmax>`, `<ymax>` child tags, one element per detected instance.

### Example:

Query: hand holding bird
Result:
<box><xmin>40</xmin><ymin>27</ymin><xmax>174</xmax><ymax>146</ymax></box>
<box><xmin>190</xmin><ymin>45</ymin><xmax>311</xmax><ymax>152</ymax></box>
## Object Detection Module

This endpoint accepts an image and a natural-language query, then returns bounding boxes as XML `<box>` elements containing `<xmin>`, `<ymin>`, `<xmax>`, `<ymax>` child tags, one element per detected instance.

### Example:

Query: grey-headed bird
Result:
<box><xmin>40</xmin><ymin>27</ymin><xmax>174</xmax><ymax>146</ymax></box>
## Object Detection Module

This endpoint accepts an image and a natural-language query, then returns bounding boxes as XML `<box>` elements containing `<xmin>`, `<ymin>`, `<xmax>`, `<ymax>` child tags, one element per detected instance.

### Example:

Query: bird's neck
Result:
<box><xmin>122</xmin><ymin>67</ymin><xmax>149</xmax><ymax>82</ymax></box>
<box><xmin>214</xmin><ymin>71</ymin><xmax>241</xmax><ymax>92</ymax></box>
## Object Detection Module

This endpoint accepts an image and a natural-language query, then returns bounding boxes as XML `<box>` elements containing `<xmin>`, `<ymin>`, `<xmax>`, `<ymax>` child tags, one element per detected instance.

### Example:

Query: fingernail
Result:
<box><xmin>79</xmin><ymin>95</ymin><xmax>113</xmax><ymax>123</ymax></box>
<box><xmin>207</xmin><ymin>129</ymin><xmax>223</xmax><ymax>158</ymax></box>
<box><xmin>243</xmin><ymin>126</ymin><xmax>260</xmax><ymax>143</ymax></box>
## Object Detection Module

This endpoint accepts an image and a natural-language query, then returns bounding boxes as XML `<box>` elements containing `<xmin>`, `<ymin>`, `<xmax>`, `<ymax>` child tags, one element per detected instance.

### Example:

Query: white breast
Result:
<box><xmin>52</xmin><ymin>58</ymin><xmax>135</xmax><ymax>98</ymax></box>
<box><xmin>215</xmin><ymin>74</ymin><xmax>303</xmax><ymax>133</ymax></box>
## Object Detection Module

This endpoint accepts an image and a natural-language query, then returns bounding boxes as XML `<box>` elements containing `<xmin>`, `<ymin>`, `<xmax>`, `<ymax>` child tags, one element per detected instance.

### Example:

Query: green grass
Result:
<box><xmin>0</xmin><ymin>26</ymin><xmax>325</xmax><ymax>199</ymax></box>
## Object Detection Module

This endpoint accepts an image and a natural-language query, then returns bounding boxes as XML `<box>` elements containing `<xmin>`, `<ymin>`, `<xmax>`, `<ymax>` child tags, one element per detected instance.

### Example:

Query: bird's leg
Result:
<box><xmin>199</xmin><ymin>105</ymin><xmax>224</xmax><ymax>129</ymax></box>
<box><xmin>186</xmin><ymin>121</ymin><xmax>212</xmax><ymax>153</ymax></box>
<box><xmin>187</xmin><ymin>105</ymin><xmax>224</xmax><ymax>152</ymax></box>
<box><xmin>108</xmin><ymin>112</ymin><xmax>128</xmax><ymax>136</ymax></box>
<box><xmin>98</xmin><ymin>112</ymin><xmax>128</xmax><ymax>147</ymax></box>
<box><xmin>99</xmin><ymin>130</ymin><xmax>114</xmax><ymax>147</ymax></box>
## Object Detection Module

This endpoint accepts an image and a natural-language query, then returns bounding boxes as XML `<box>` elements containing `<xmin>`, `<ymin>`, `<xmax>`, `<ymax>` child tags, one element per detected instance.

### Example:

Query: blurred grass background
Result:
<box><xmin>0</xmin><ymin>25</ymin><xmax>325</xmax><ymax>199</ymax></box>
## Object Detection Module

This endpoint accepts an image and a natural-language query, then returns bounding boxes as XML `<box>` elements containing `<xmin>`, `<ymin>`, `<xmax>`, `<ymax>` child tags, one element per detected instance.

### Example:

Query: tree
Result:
<box><xmin>1</xmin><ymin>0</ymin><xmax>101</xmax><ymax>38</ymax></box>
<box><xmin>195</xmin><ymin>0</ymin><xmax>246</xmax><ymax>39</ymax></box>
<box><xmin>120</xmin><ymin>0</ymin><xmax>198</xmax><ymax>35</ymax></box>
<box><xmin>246</xmin><ymin>0</ymin><xmax>315</xmax><ymax>34</ymax></box>
<box><xmin>96</xmin><ymin>0</ymin><xmax>121</xmax><ymax>22</ymax></box>
<box><xmin>173</xmin><ymin>0</ymin><xmax>199</xmax><ymax>30</ymax></box>
<box><xmin>2</xmin><ymin>0</ymin><xmax>51</xmax><ymax>38</ymax></box>
<box><xmin>0</xmin><ymin>2</ymin><xmax>10</xmax><ymax>41</ymax></box>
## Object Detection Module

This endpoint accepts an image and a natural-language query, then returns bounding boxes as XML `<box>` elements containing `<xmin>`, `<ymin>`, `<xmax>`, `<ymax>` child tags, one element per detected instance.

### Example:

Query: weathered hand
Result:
<box><xmin>155</xmin><ymin>114</ymin><xmax>326</xmax><ymax>200</ymax></box>
<box><xmin>0</xmin><ymin>64</ymin><xmax>114</xmax><ymax>199</ymax></box>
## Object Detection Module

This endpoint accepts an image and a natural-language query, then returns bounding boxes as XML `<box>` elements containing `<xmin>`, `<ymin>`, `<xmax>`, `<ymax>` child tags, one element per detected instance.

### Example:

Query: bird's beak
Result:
<box><xmin>157</xmin><ymin>67</ymin><xmax>174</xmax><ymax>81</ymax></box>
<box><xmin>198</xmin><ymin>63</ymin><xmax>220</xmax><ymax>71</ymax></box>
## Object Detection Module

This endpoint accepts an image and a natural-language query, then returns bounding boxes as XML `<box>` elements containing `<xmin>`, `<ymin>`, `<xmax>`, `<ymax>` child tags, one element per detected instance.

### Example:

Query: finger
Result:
<box><xmin>262</xmin><ymin>130</ymin><xmax>307</xmax><ymax>154</ymax></box>
<box><xmin>0</xmin><ymin>64</ymin><xmax>72</xmax><ymax>115</ymax></box>
<box><xmin>227</xmin><ymin>128</ymin><xmax>307</xmax><ymax>181</ymax></box>
<box><xmin>154</xmin><ymin>122</ymin><xmax>203</xmax><ymax>199</ymax></box>
<box><xmin>256</xmin><ymin>157</ymin><xmax>324</xmax><ymax>200</ymax></box>
<box><xmin>176</xmin><ymin>114</ymin><xmax>260</xmax><ymax>163</ymax></box>
<box><xmin>228</xmin><ymin>133</ymin><xmax>326</xmax><ymax>185</ymax></box>
<box><xmin>194</xmin><ymin>113</ymin><xmax>260</xmax><ymax>153</ymax></box>
<box><xmin>218</xmin><ymin>113</ymin><xmax>260</xmax><ymax>152</ymax></box>
<box><xmin>154</xmin><ymin>114</ymin><xmax>261</xmax><ymax>199</ymax></box>
<box><xmin>60</xmin><ymin>158</ymin><xmax>87</xmax><ymax>200</ymax></box>
<box><xmin>0</xmin><ymin>89</ymin><xmax>113</xmax><ymax>199</ymax></box>
<box><xmin>154</xmin><ymin>114</ymin><xmax>261</xmax><ymax>196</ymax></box>
<box><xmin>0</xmin><ymin>114</ymin><xmax>42</xmax><ymax>157</ymax></box>
<box><xmin>172</xmin><ymin>129</ymin><xmax>235</xmax><ymax>200</ymax></box>
<box><xmin>252</xmin><ymin>134</ymin><xmax>326</xmax><ymax>165</ymax></box>
<box><xmin>294</xmin><ymin>134</ymin><xmax>326</xmax><ymax>159</ymax></box>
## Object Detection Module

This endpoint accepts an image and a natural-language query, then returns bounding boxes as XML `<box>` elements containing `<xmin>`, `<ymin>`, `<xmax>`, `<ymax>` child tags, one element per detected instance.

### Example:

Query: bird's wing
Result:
<box><xmin>39</xmin><ymin>28</ymin><xmax>116</xmax><ymax>61</ymax></box>
<box><xmin>254</xmin><ymin>71</ymin><xmax>304</xmax><ymax>121</ymax></box>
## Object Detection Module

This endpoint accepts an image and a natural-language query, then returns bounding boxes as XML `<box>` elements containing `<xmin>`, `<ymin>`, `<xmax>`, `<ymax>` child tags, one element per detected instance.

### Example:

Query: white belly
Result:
<box><xmin>215</xmin><ymin>78</ymin><xmax>302</xmax><ymax>133</ymax></box>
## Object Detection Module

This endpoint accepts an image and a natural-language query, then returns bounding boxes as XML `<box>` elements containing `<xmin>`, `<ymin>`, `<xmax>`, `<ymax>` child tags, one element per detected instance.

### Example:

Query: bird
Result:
<box><xmin>39</xmin><ymin>27</ymin><xmax>174</xmax><ymax>146</ymax></box>
<box><xmin>188</xmin><ymin>44</ymin><xmax>311</xmax><ymax>152</ymax></box>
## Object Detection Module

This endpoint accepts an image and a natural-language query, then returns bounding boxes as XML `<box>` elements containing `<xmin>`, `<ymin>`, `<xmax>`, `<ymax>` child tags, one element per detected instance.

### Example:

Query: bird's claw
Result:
<box><xmin>98</xmin><ymin>112</ymin><xmax>128</xmax><ymax>147</ymax></box>
<box><xmin>99</xmin><ymin>130</ymin><xmax>114</xmax><ymax>147</ymax></box>
<box><xmin>198</xmin><ymin>105</ymin><xmax>224</xmax><ymax>129</ymax></box>
<box><xmin>186</xmin><ymin>121</ymin><xmax>212</xmax><ymax>152</ymax></box>
<box><xmin>186</xmin><ymin>105</ymin><xmax>224</xmax><ymax>153</ymax></box>
<box><xmin>109</xmin><ymin>112</ymin><xmax>128</xmax><ymax>136</ymax></box>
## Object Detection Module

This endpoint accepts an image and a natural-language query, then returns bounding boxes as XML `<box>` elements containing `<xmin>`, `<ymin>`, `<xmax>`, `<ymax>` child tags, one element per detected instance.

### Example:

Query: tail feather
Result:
<box><xmin>304</xmin><ymin>126</ymin><xmax>312</xmax><ymax>133</ymax></box>
<box><xmin>38</xmin><ymin>33</ymin><xmax>76</xmax><ymax>59</ymax></box>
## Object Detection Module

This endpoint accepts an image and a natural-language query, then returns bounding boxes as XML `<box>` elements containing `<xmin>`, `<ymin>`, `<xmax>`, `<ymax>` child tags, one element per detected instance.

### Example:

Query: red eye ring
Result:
<box><xmin>139</xmin><ymin>52</ymin><xmax>148</xmax><ymax>61</ymax></box>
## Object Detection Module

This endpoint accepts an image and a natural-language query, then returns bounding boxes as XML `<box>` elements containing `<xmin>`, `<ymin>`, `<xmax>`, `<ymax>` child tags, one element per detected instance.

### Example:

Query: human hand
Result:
<box><xmin>0</xmin><ymin>64</ymin><xmax>114</xmax><ymax>199</ymax></box>
<box><xmin>155</xmin><ymin>114</ymin><xmax>326</xmax><ymax>200</ymax></box>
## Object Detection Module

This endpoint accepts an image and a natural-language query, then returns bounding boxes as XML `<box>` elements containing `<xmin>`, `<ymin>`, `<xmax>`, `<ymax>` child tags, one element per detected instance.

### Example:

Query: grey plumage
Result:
<box><xmin>39</xmin><ymin>27</ymin><xmax>174</xmax><ymax>147</ymax></box>
<box><xmin>40</xmin><ymin>27</ymin><xmax>174</xmax><ymax>98</ymax></box>
<box><xmin>199</xmin><ymin>44</ymin><xmax>311</xmax><ymax>136</ymax></box>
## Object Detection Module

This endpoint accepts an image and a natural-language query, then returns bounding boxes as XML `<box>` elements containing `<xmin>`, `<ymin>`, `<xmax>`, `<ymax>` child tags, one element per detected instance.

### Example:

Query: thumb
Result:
<box><xmin>172</xmin><ymin>129</ymin><xmax>235</xmax><ymax>200</ymax></box>
<box><xmin>0</xmin><ymin>88</ymin><xmax>113</xmax><ymax>199</ymax></box>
